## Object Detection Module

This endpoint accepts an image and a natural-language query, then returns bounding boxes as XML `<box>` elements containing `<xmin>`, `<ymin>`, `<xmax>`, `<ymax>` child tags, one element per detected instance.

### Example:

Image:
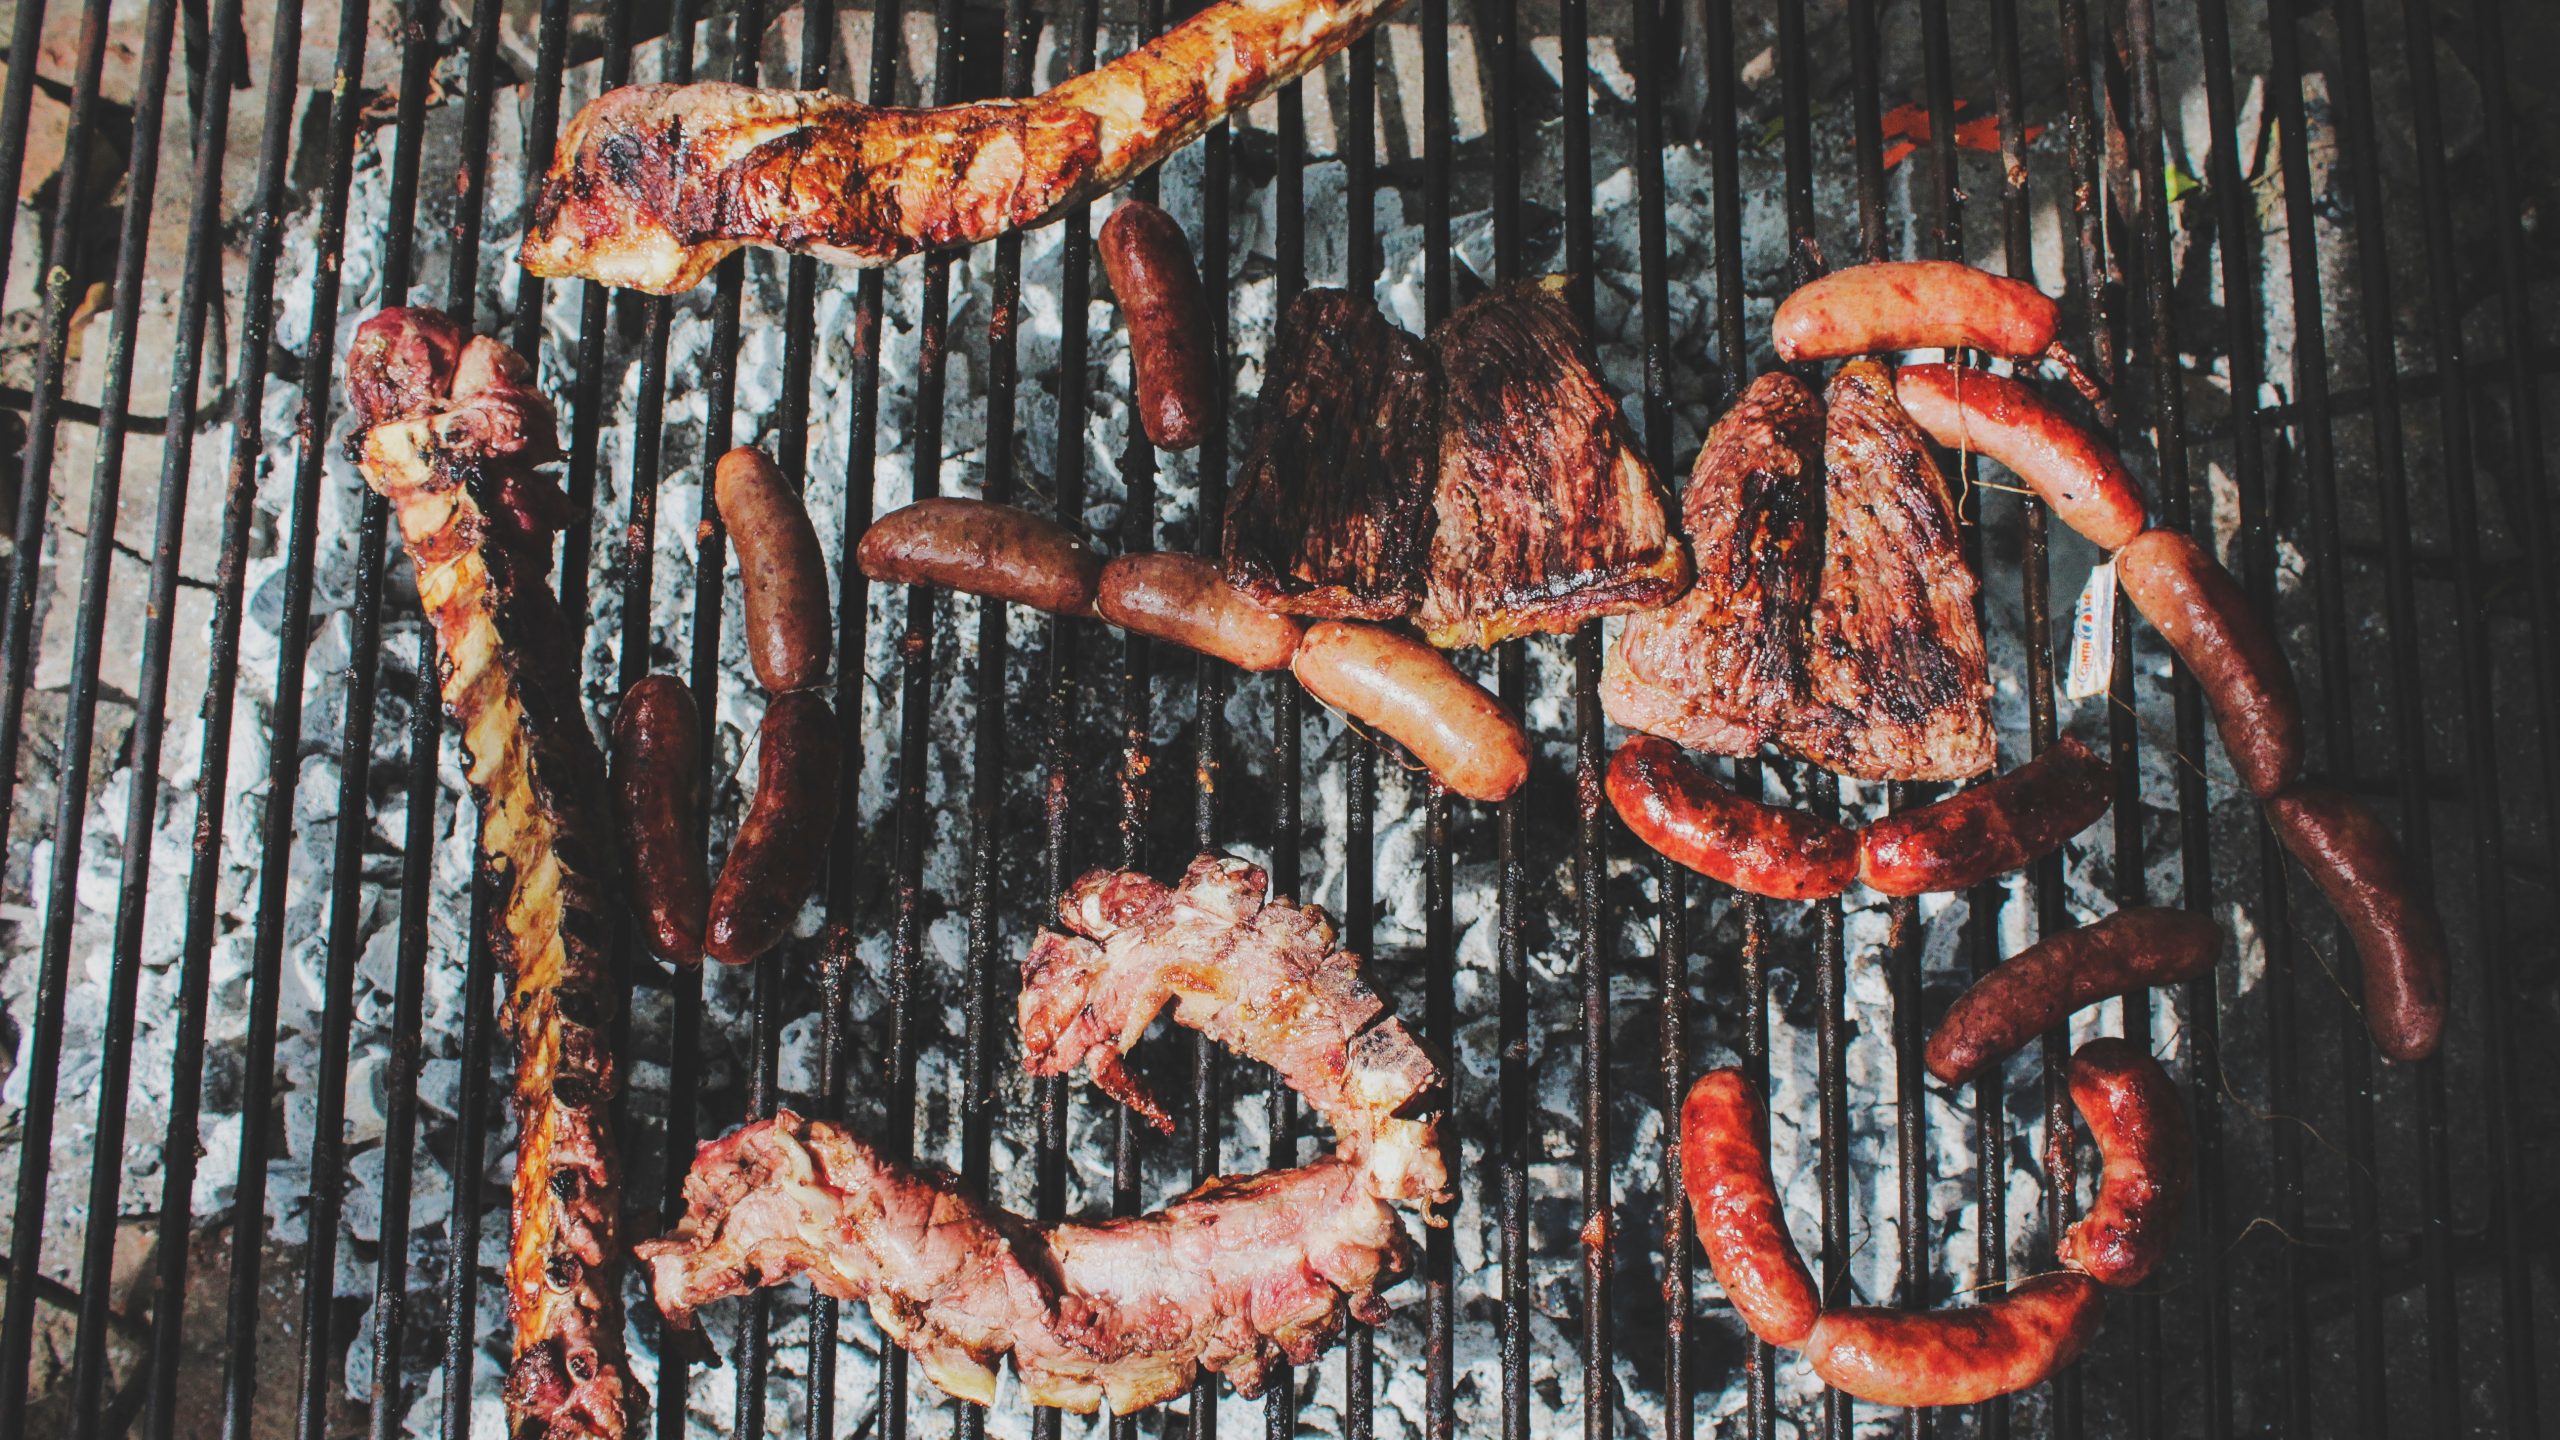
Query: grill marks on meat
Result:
<box><xmin>350</xmin><ymin>311</ymin><xmax>632</xmax><ymax>1439</ymax></box>
<box><xmin>1419</xmin><ymin>276</ymin><xmax>1692</xmax><ymax>647</ymax></box>
<box><xmin>1222</xmin><ymin>290</ymin><xmax>1442</xmax><ymax>618</ymax></box>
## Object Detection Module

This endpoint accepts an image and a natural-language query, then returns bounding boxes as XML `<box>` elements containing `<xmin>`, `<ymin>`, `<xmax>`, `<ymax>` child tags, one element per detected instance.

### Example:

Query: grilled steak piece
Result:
<box><xmin>1419</xmin><ymin>276</ymin><xmax>1691</xmax><ymax>648</ymax></box>
<box><xmin>1602</xmin><ymin>372</ymin><xmax>1825</xmax><ymax>754</ymax></box>
<box><xmin>1223</xmin><ymin>290</ymin><xmax>1442</xmax><ymax>618</ymax></box>
<box><xmin>1781</xmin><ymin>359</ymin><xmax>1995</xmax><ymax>780</ymax></box>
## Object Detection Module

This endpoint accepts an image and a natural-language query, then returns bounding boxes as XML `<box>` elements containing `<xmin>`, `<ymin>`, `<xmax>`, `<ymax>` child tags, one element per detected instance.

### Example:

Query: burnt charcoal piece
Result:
<box><xmin>1222</xmin><ymin>290</ymin><xmax>1443</xmax><ymax>618</ymax></box>
<box><xmin>1419</xmin><ymin>275</ymin><xmax>1691</xmax><ymax>648</ymax></box>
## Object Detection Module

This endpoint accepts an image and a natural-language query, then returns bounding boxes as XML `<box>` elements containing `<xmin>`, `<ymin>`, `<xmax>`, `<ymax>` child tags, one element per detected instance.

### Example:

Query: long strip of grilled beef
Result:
<box><xmin>1418</xmin><ymin>275</ymin><xmax>1692</xmax><ymax>648</ymax></box>
<box><xmin>1222</xmin><ymin>290</ymin><xmax>1443</xmax><ymax>617</ymax></box>
<box><xmin>1781</xmin><ymin>358</ymin><xmax>1995</xmax><ymax>780</ymax></box>
<box><xmin>1602</xmin><ymin>371</ymin><xmax>1826</xmax><ymax>754</ymax></box>
<box><xmin>519</xmin><ymin>0</ymin><xmax>1410</xmax><ymax>294</ymax></box>
<box><xmin>349</xmin><ymin>309</ymin><xmax>634</xmax><ymax>1439</ymax></box>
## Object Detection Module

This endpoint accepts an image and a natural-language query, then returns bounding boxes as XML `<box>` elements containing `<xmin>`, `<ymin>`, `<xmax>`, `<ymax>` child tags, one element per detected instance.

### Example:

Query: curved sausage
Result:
<box><xmin>705</xmin><ymin>692</ymin><xmax>844</xmax><ymax>966</ymax></box>
<box><xmin>1772</xmin><ymin>261</ymin><xmax>2062</xmax><ymax>363</ymax></box>
<box><xmin>611</xmin><ymin>675</ymin><xmax>710</xmax><ymax>966</ymax></box>
<box><xmin>1095</xmin><ymin>553</ymin><xmax>1302</xmax><ymax>671</ymax></box>
<box><xmin>1289</xmin><ymin>621</ymin><xmax>1528</xmax><ymax>803</ymax></box>
<box><xmin>855</xmin><ymin>497</ymin><xmax>1103</xmax><ymax>616</ymax></box>
<box><xmin>1926</xmin><ymin>907</ymin><xmax>2223</xmax><ymax>1084</ymax></box>
<box><xmin>1607</xmin><ymin>736</ymin><xmax>1856</xmax><ymax>901</ymax></box>
<box><xmin>2264</xmin><ymin>785</ymin><xmax>2448</xmax><ymax>1061</ymax></box>
<box><xmin>1679</xmin><ymin>1069</ymin><xmax>1822</xmax><ymax>1347</ymax></box>
<box><xmin>1100</xmin><ymin>201</ymin><xmax>1221</xmax><ymax>451</ymax></box>
<box><xmin>2059</xmin><ymin>1038</ymin><xmax>2192</xmax><ymax>1289</ymax></box>
<box><xmin>1802</xmin><ymin>1273</ymin><xmax>2105</xmax><ymax>1407</ymax></box>
<box><xmin>1894</xmin><ymin>363</ymin><xmax>2147</xmax><ymax>552</ymax></box>
<box><xmin>715</xmin><ymin>446</ymin><xmax>833</xmax><ymax>693</ymax></box>
<box><xmin>2115</xmin><ymin>529</ymin><xmax>2305</xmax><ymax>798</ymax></box>
<box><xmin>1857</xmin><ymin>737</ymin><xmax>2113</xmax><ymax>897</ymax></box>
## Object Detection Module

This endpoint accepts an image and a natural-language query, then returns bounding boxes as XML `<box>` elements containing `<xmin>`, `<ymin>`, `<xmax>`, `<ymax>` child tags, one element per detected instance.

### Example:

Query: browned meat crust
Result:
<box><xmin>1419</xmin><ymin>276</ymin><xmax>1692</xmax><ymax>648</ymax></box>
<box><xmin>1222</xmin><ymin>290</ymin><xmax>1443</xmax><ymax>618</ymax></box>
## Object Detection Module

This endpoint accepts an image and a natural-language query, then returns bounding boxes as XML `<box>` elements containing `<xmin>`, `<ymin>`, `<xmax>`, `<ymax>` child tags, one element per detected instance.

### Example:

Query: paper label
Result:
<box><xmin>2065</xmin><ymin>560</ymin><xmax>2117</xmax><ymax>700</ymax></box>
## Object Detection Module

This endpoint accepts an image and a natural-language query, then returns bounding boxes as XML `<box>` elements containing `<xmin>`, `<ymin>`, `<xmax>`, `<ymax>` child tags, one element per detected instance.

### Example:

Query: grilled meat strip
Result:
<box><xmin>350</xmin><ymin>309</ymin><xmax>633</xmax><ymax>1440</ymax></box>
<box><xmin>1602</xmin><ymin>372</ymin><xmax>1825</xmax><ymax>754</ymax></box>
<box><xmin>1781</xmin><ymin>359</ymin><xmax>1995</xmax><ymax>780</ymax></box>
<box><xmin>1223</xmin><ymin>290</ymin><xmax>1443</xmax><ymax>617</ymax></box>
<box><xmin>1419</xmin><ymin>275</ymin><xmax>1691</xmax><ymax>648</ymax></box>
<box><xmin>520</xmin><ymin>0</ymin><xmax>1408</xmax><ymax>294</ymax></box>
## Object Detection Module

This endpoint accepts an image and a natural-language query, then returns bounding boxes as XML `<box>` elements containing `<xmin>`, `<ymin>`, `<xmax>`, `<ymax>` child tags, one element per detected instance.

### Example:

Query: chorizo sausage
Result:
<box><xmin>2264</xmin><ymin>785</ymin><xmax>2448</xmax><ymax>1062</ymax></box>
<box><xmin>1095</xmin><ymin>553</ymin><xmax>1303</xmax><ymax>671</ymax></box>
<box><xmin>1608</xmin><ymin>736</ymin><xmax>1857</xmax><ymax>901</ymax></box>
<box><xmin>1289</xmin><ymin>621</ymin><xmax>1529</xmax><ymax>803</ymax></box>
<box><xmin>1857</xmin><ymin>737</ymin><xmax>2113</xmax><ymax>896</ymax></box>
<box><xmin>855</xmin><ymin>497</ymin><xmax>1104</xmax><ymax>616</ymax></box>
<box><xmin>2059</xmin><ymin>1038</ymin><xmax>2192</xmax><ymax>1289</ymax></box>
<box><xmin>1926</xmin><ymin>907</ymin><xmax>2223</xmax><ymax>1084</ymax></box>
<box><xmin>705</xmin><ymin>692</ymin><xmax>843</xmax><ymax>966</ymax></box>
<box><xmin>1894</xmin><ymin>363</ymin><xmax>2148</xmax><ymax>552</ymax></box>
<box><xmin>1771</xmin><ymin>261</ymin><xmax>2061</xmax><ymax>363</ymax></box>
<box><xmin>1801</xmin><ymin>1273</ymin><xmax>2105</xmax><ymax>1407</ymax></box>
<box><xmin>2115</xmin><ymin>528</ymin><xmax>2306</xmax><ymax>798</ymax></box>
<box><xmin>611</xmin><ymin>675</ymin><xmax>709</xmax><ymax>966</ymax></box>
<box><xmin>1100</xmin><ymin>201</ymin><xmax>1221</xmax><ymax>451</ymax></box>
<box><xmin>1679</xmin><ymin>1069</ymin><xmax>1823</xmax><ymax>1347</ymax></box>
<box><xmin>716</xmin><ymin>445</ymin><xmax>833</xmax><ymax>693</ymax></box>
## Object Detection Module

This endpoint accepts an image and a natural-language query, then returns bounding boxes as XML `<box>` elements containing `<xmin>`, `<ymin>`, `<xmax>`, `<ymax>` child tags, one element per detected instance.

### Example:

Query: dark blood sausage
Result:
<box><xmin>1607</xmin><ymin>736</ymin><xmax>1857</xmax><ymax>901</ymax></box>
<box><xmin>1926</xmin><ymin>907</ymin><xmax>2223</xmax><ymax>1084</ymax></box>
<box><xmin>1771</xmin><ymin>261</ymin><xmax>2061</xmax><ymax>363</ymax></box>
<box><xmin>855</xmin><ymin>497</ymin><xmax>1104</xmax><ymax>616</ymax></box>
<box><xmin>2059</xmin><ymin>1038</ymin><xmax>2193</xmax><ymax>1289</ymax></box>
<box><xmin>1857</xmin><ymin>736</ymin><xmax>2113</xmax><ymax>896</ymax></box>
<box><xmin>1095</xmin><ymin>553</ymin><xmax>1303</xmax><ymax>671</ymax></box>
<box><xmin>2115</xmin><ymin>528</ymin><xmax>2305</xmax><ymax>798</ymax></box>
<box><xmin>1803</xmin><ymin>1273</ymin><xmax>2105</xmax><ymax>1407</ymax></box>
<box><xmin>1894</xmin><ymin>363</ymin><xmax>2148</xmax><ymax>552</ymax></box>
<box><xmin>1290</xmin><ymin>621</ymin><xmax>1529</xmax><ymax>803</ymax></box>
<box><xmin>715</xmin><ymin>445</ymin><xmax>833</xmax><ymax>693</ymax></box>
<box><xmin>2264</xmin><ymin>785</ymin><xmax>2448</xmax><ymax>1061</ymax></box>
<box><xmin>706</xmin><ymin>692</ymin><xmax>844</xmax><ymax>966</ymax></box>
<box><xmin>612</xmin><ymin>676</ymin><xmax>711</xmax><ymax>966</ymax></box>
<box><xmin>1100</xmin><ymin>201</ymin><xmax>1220</xmax><ymax>451</ymax></box>
<box><xmin>1679</xmin><ymin>1070</ymin><xmax>1822</xmax><ymax>1347</ymax></box>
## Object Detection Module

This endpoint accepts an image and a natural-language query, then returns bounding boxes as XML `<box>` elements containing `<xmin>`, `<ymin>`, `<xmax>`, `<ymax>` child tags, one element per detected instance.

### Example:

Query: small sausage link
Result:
<box><xmin>611</xmin><ymin>675</ymin><xmax>709</xmax><ymax>966</ymax></box>
<box><xmin>856</xmin><ymin>497</ymin><xmax>1104</xmax><ymax>616</ymax></box>
<box><xmin>1926</xmin><ymin>907</ymin><xmax>2223</xmax><ymax>1084</ymax></box>
<box><xmin>2115</xmin><ymin>528</ymin><xmax>2305</xmax><ymax>798</ymax></box>
<box><xmin>1679</xmin><ymin>1069</ymin><xmax>1822</xmax><ymax>1347</ymax></box>
<box><xmin>1100</xmin><ymin>201</ymin><xmax>1220</xmax><ymax>451</ymax></box>
<box><xmin>715</xmin><ymin>446</ymin><xmax>833</xmax><ymax>693</ymax></box>
<box><xmin>1608</xmin><ymin>736</ymin><xmax>1857</xmax><ymax>901</ymax></box>
<box><xmin>705</xmin><ymin>692</ymin><xmax>843</xmax><ymax>966</ymax></box>
<box><xmin>1096</xmin><ymin>553</ymin><xmax>1303</xmax><ymax>671</ymax></box>
<box><xmin>1894</xmin><ymin>363</ymin><xmax>2147</xmax><ymax>551</ymax></box>
<box><xmin>1802</xmin><ymin>1274</ymin><xmax>2106</xmax><ymax>1407</ymax></box>
<box><xmin>2059</xmin><ymin>1038</ymin><xmax>2192</xmax><ymax>1289</ymax></box>
<box><xmin>2264</xmin><ymin>784</ymin><xmax>2448</xmax><ymax>1061</ymax></box>
<box><xmin>1290</xmin><ymin>621</ymin><xmax>1528</xmax><ymax>803</ymax></box>
<box><xmin>1771</xmin><ymin>261</ymin><xmax>2062</xmax><ymax>362</ymax></box>
<box><xmin>1857</xmin><ymin>737</ymin><xmax>2113</xmax><ymax>896</ymax></box>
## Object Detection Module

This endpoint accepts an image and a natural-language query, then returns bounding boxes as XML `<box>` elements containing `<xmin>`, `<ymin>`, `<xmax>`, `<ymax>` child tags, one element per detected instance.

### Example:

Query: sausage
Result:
<box><xmin>1100</xmin><ymin>201</ymin><xmax>1221</xmax><ymax>451</ymax></box>
<box><xmin>2115</xmin><ymin>528</ymin><xmax>2305</xmax><ymax>798</ymax></box>
<box><xmin>1607</xmin><ymin>736</ymin><xmax>1856</xmax><ymax>901</ymax></box>
<box><xmin>1894</xmin><ymin>363</ymin><xmax>2147</xmax><ymax>551</ymax></box>
<box><xmin>2059</xmin><ymin>1038</ymin><xmax>2192</xmax><ymax>1289</ymax></box>
<box><xmin>1771</xmin><ymin>261</ymin><xmax>2062</xmax><ymax>363</ymax></box>
<box><xmin>1095</xmin><ymin>553</ymin><xmax>1303</xmax><ymax>671</ymax></box>
<box><xmin>611</xmin><ymin>675</ymin><xmax>710</xmax><ymax>966</ymax></box>
<box><xmin>2264</xmin><ymin>785</ymin><xmax>2448</xmax><ymax>1061</ymax></box>
<box><xmin>1679</xmin><ymin>1069</ymin><xmax>1822</xmax><ymax>1347</ymax></box>
<box><xmin>715</xmin><ymin>446</ymin><xmax>833</xmax><ymax>693</ymax></box>
<box><xmin>1289</xmin><ymin>621</ymin><xmax>1529</xmax><ymax>803</ymax></box>
<box><xmin>855</xmin><ymin>497</ymin><xmax>1104</xmax><ymax>616</ymax></box>
<box><xmin>1926</xmin><ymin>907</ymin><xmax>2223</xmax><ymax>1084</ymax></box>
<box><xmin>1856</xmin><ymin>736</ymin><xmax>2113</xmax><ymax>896</ymax></box>
<box><xmin>705</xmin><ymin>692</ymin><xmax>843</xmax><ymax>966</ymax></box>
<box><xmin>1801</xmin><ymin>1273</ymin><xmax>2105</xmax><ymax>1407</ymax></box>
